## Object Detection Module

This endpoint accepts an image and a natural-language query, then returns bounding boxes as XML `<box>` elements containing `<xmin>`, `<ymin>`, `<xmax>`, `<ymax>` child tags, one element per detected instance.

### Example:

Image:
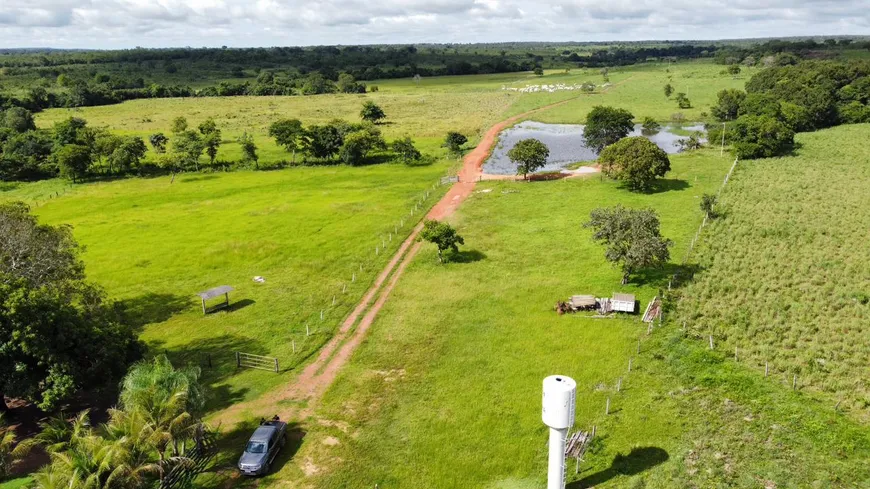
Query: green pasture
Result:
<box><xmin>1</xmin><ymin>162</ymin><xmax>450</xmax><ymax>414</ymax></box>
<box><xmin>274</xmin><ymin>148</ymin><xmax>734</xmax><ymax>489</ymax></box>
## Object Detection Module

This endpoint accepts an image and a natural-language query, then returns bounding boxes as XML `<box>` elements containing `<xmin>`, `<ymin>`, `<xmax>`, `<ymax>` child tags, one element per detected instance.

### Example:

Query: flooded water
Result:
<box><xmin>483</xmin><ymin>121</ymin><xmax>706</xmax><ymax>175</ymax></box>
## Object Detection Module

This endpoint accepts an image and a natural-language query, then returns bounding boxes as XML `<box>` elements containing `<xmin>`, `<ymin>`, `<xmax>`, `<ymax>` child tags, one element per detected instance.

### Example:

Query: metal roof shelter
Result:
<box><xmin>196</xmin><ymin>285</ymin><xmax>234</xmax><ymax>314</ymax></box>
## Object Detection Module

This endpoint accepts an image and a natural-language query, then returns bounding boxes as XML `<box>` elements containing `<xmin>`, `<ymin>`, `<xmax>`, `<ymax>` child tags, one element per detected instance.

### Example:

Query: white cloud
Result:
<box><xmin>0</xmin><ymin>0</ymin><xmax>867</xmax><ymax>48</ymax></box>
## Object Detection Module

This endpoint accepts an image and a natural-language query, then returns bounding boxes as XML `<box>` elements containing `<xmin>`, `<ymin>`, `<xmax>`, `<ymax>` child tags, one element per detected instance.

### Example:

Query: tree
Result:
<box><xmin>1</xmin><ymin>107</ymin><xmax>36</xmax><ymax>133</ymax></box>
<box><xmin>301</xmin><ymin>72</ymin><xmax>336</xmax><ymax>95</ymax></box>
<box><xmin>392</xmin><ymin>136</ymin><xmax>422</xmax><ymax>164</ymax></box>
<box><xmin>674</xmin><ymin>92</ymin><xmax>691</xmax><ymax>109</ymax></box>
<box><xmin>583</xmin><ymin>106</ymin><xmax>634</xmax><ymax>153</ymax></box>
<box><xmin>120</xmin><ymin>355</ymin><xmax>205</xmax><ymax>422</ymax></box>
<box><xmin>675</xmin><ymin>132</ymin><xmax>703</xmax><ymax>151</ymax></box>
<box><xmin>339</xmin><ymin>127</ymin><xmax>386</xmax><ymax>166</ymax></box>
<box><xmin>171</xmin><ymin>130</ymin><xmax>204</xmax><ymax>171</ymax></box>
<box><xmin>533</xmin><ymin>67</ymin><xmax>544</xmax><ymax>76</ymax></box>
<box><xmin>149</xmin><ymin>133</ymin><xmax>168</xmax><ymax>154</ymax></box>
<box><xmin>55</xmin><ymin>144</ymin><xmax>92</xmax><ymax>182</ymax></box>
<box><xmin>0</xmin><ymin>275</ymin><xmax>141</xmax><ymax>413</ymax></box>
<box><xmin>52</xmin><ymin>117</ymin><xmax>90</xmax><ymax>147</ymax></box>
<box><xmin>198</xmin><ymin>118</ymin><xmax>221</xmax><ymax>165</ymax></box>
<box><xmin>443</xmin><ymin>131</ymin><xmax>468</xmax><ymax>155</ymax></box>
<box><xmin>303</xmin><ymin>125</ymin><xmax>343</xmax><ymax>160</ymax></box>
<box><xmin>337</xmin><ymin>73</ymin><xmax>365</xmax><ymax>94</ymax></box>
<box><xmin>599</xmin><ymin>137</ymin><xmax>671</xmax><ymax>192</ymax></box>
<box><xmin>641</xmin><ymin>117</ymin><xmax>660</xmax><ymax>134</ymax></box>
<box><xmin>91</xmin><ymin>129</ymin><xmax>123</xmax><ymax>173</ymax></box>
<box><xmin>0</xmin><ymin>202</ymin><xmax>84</xmax><ymax>288</ymax></box>
<box><xmin>268</xmin><ymin>119</ymin><xmax>305</xmax><ymax>163</ymax></box>
<box><xmin>664</xmin><ymin>83</ymin><xmax>674</xmax><ymax>98</ymax></box>
<box><xmin>237</xmin><ymin>132</ymin><xmax>258</xmax><ymax>169</ymax></box>
<box><xmin>108</xmin><ymin>137</ymin><xmax>148</xmax><ymax>173</ymax></box>
<box><xmin>584</xmin><ymin>205</ymin><xmax>673</xmax><ymax>284</ymax></box>
<box><xmin>727</xmin><ymin>64</ymin><xmax>741</xmax><ymax>75</ymax></box>
<box><xmin>507</xmin><ymin>138</ymin><xmax>549</xmax><ymax>179</ymax></box>
<box><xmin>711</xmin><ymin>89</ymin><xmax>746</xmax><ymax>121</ymax></box>
<box><xmin>170</xmin><ymin>117</ymin><xmax>188</xmax><ymax>134</ymax></box>
<box><xmin>728</xmin><ymin>115</ymin><xmax>794</xmax><ymax>159</ymax></box>
<box><xmin>360</xmin><ymin>101</ymin><xmax>386</xmax><ymax>124</ymax></box>
<box><xmin>420</xmin><ymin>220</ymin><xmax>464</xmax><ymax>263</ymax></box>
<box><xmin>700</xmin><ymin>193</ymin><xmax>718</xmax><ymax>218</ymax></box>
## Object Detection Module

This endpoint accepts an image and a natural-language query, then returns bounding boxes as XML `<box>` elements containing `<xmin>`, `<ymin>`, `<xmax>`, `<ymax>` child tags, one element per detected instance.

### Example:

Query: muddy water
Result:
<box><xmin>483</xmin><ymin>121</ymin><xmax>706</xmax><ymax>175</ymax></box>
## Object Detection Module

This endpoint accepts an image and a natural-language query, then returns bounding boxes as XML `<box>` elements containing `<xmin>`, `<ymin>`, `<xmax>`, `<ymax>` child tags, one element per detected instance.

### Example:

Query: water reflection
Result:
<box><xmin>483</xmin><ymin>121</ymin><xmax>706</xmax><ymax>175</ymax></box>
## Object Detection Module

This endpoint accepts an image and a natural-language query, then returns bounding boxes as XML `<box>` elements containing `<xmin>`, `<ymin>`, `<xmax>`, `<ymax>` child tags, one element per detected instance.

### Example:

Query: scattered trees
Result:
<box><xmin>641</xmin><ymin>117</ymin><xmax>660</xmax><ymax>134</ymax></box>
<box><xmin>360</xmin><ymin>101</ymin><xmax>386</xmax><ymax>124</ymax></box>
<box><xmin>268</xmin><ymin>118</ymin><xmax>304</xmax><ymax>163</ymax></box>
<box><xmin>198</xmin><ymin>118</ymin><xmax>222</xmax><ymax>165</ymax></box>
<box><xmin>584</xmin><ymin>205</ymin><xmax>673</xmax><ymax>284</ymax></box>
<box><xmin>420</xmin><ymin>220</ymin><xmax>465</xmax><ymax>263</ymax></box>
<box><xmin>507</xmin><ymin>138</ymin><xmax>550</xmax><ymax>179</ymax></box>
<box><xmin>149</xmin><ymin>133</ymin><xmax>168</xmax><ymax>153</ymax></box>
<box><xmin>444</xmin><ymin>131</ymin><xmax>468</xmax><ymax>155</ymax></box>
<box><xmin>583</xmin><ymin>106</ymin><xmax>635</xmax><ymax>153</ymax></box>
<box><xmin>700</xmin><ymin>193</ymin><xmax>718</xmax><ymax>218</ymax></box>
<box><xmin>599</xmin><ymin>137</ymin><xmax>671</xmax><ymax>192</ymax></box>
<box><xmin>674</xmin><ymin>92</ymin><xmax>691</xmax><ymax>109</ymax></box>
<box><xmin>238</xmin><ymin>132</ymin><xmax>259</xmax><ymax>169</ymax></box>
<box><xmin>392</xmin><ymin>136</ymin><xmax>422</xmax><ymax>164</ymax></box>
<box><xmin>664</xmin><ymin>83</ymin><xmax>674</xmax><ymax>98</ymax></box>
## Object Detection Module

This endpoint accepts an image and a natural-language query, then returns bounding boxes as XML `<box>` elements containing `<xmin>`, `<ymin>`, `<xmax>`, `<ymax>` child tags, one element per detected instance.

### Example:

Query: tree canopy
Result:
<box><xmin>420</xmin><ymin>220</ymin><xmax>465</xmax><ymax>263</ymax></box>
<box><xmin>268</xmin><ymin>118</ymin><xmax>305</xmax><ymax>162</ymax></box>
<box><xmin>583</xmin><ymin>106</ymin><xmax>635</xmax><ymax>153</ymax></box>
<box><xmin>598</xmin><ymin>136</ymin><xmax>671</xmax><ymax>192</ymax></box>
<box><xmin>443</xmin><ymin>132</ymin><xmax>468</xmax><ymax>155</ymax></box>
<box><xmin>584</xmin><ymin>205</ymin><xmax>673</xmax><ymax>284</ymax></box>
<box><xmin>507</xmin><ymin>138</ymin><xmax>550</xmax><ymax>179</ymax></box>
<box><xmin>360</xmin><ymin>101</ymin><xmax>386</xmax><ymax>124</ymax></box>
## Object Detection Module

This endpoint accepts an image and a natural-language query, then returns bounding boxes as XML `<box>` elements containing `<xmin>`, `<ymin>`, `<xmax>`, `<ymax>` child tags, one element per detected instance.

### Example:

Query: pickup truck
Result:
<box><xmin>238</xmin><ymin>418</ymin><xmax>287</xmax><ymax>476</ymax></box>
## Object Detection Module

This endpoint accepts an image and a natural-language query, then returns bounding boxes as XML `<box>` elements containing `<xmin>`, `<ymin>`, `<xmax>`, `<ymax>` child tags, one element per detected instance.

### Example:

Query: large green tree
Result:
<box><xmin>728</xmin><ymin>115</ymin><xmax>794</xmax><ymax>159</ymax></box>
<box><xmin>197</xmin><ymin>118</ymin><xmax>221</xmax><ymax>165</ymax></box>
<box><xmin>420</xmin><ymin>220</ymin><xmax>465</xmax><ymax>263</ymax></box>
<box><xmin>443</xmin><ymin>132</ymin><xmax>468</xmax><ymax>155</ymax></box>
<box><xmin>712</xmin><ymin>89</ymin><xmax>746</xmax><ymax>121</ymax></box>
<box><xmin>268</xmin><ymin>118</ymin><xmax>305</xmax><ymax>163</ymax></box>
<box><xmin>304</xmin><ymin>124</ymin><xmax>343</xmax><ymax>160</ymax></box>
<box><xmin>584</xmin><ymin>205</ymin><xmax>673</xmax><ymax>284</ymax></box>
<box><xmin>55</xmin><ymin>144</ymin><xmax>92</xmax><ymax>182</ymax></box>
<box><xmin>507</xmin><ymin>138</ymin><xmax>550</xmax><ymax>179</ymax></box>
<box><xmin>583</xmin><ymin>106</ymin><xmax>634</xmax><ymax>153</ymax></box>
<box><xmin>598</xmin><ymin>137</ymin><xmax>671</xmax><ymax>192</ymax></box>
<box><xmin>339</xmin><ymin>126</ymin><xmax>386</xmax><ymax>166</ymax></box>
<box><xmin>360</xmin><ymin>101</ymin><xmax>386</xmax><ymax>124</ymax></box>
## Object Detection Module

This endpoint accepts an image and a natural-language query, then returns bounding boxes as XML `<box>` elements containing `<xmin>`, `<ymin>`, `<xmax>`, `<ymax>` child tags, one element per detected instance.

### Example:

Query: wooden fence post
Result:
<box><xmin>709</xmin><ymin>335</ymin><xmax>714</xmax><ymax>350</ymax></box>
<box><xmin>765</xmin><ymin>361</ymin><xmax>769</xmax><ymax>377</ymax></box>
<box><xmin>605</xmin><ymin>397</ymin><xmax>610</xmax><ymax>415</ymax></box>
<box><xmin>235</xmin><ymin>352</ymin><xmax>240</xmax><ymax>368</ymax></box>
<box><xmin>628</xmin><ymin>358</ymin><xmax>632</xmax><ymax>372</ymax></box>
<box><xmin>274</xmin><ymin>358</ymin><xmax>279</xmax><ymax>373</ymax></box>
<box><xmin>616</xmin><ymin>378</ymin><xmax>622</xmax><ymax>392</ymax></box>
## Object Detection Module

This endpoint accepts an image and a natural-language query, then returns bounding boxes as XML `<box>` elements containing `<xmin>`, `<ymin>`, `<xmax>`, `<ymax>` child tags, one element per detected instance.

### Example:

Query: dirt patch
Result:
<box><xmin>322</xmin><ymin>436</ymin><xmax>341</xmax><ymax>446</ymax></box>
<box><xmin>301</xmin><ymin>457</ymin><xmax>320</xmax><ymax>476</ymax></box>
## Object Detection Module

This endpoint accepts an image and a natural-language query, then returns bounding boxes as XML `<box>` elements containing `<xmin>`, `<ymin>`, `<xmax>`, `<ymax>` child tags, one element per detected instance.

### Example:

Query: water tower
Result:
<box><xmin>542</xmin><ymin>375</ymin><xmax>577</xmax><ymax>489</ymax></box>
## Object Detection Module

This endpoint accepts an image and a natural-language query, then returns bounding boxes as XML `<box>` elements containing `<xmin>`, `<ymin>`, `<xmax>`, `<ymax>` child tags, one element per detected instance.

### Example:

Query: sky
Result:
<box><xmin>1</xmin><ymin>0</ymin><xmax>868</xmax><ymax>49</ymax></box>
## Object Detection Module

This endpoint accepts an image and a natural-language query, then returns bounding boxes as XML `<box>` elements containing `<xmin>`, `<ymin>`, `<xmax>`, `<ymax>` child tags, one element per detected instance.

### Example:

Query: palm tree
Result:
<box><xmin>35</xmin><ymin>410</ymin><xmax>91</xmax><ymax>454</ymax></box>
<box><xmin>0</xmin><ymin>414</ymin><xmax>32</xmax><ymax>479</ymax></box>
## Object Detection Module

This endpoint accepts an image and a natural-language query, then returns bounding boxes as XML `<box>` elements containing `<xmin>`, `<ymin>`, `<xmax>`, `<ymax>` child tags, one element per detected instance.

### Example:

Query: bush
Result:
<box><xmin>729</xmin><ymin>115</ymin><xmax>794</xmax><ymax>159</ymax></box>
<box><xmin>599</xmin><ymin>137</ymin><xmax>671</xmax><ymax>192</ymax></box>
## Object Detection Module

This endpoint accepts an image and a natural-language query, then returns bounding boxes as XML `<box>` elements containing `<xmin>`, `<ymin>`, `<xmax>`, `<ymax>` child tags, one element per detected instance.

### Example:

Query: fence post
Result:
<box><xmin>274</xmin><ymin>358</ymin><xmax>279</xmax><ymax>373</ymax></box>
<box><xmin>628</xmin><ymin>358</ymin><xmax>632</xmax><ymax>372</ymax></box>
<box><xmin>235</xmin><ymin>352</ymin><xmax>240</xmax><ymax>368</ymax></box>
<box><xmin>605</xmin><ymin>397</ymin><xmax>610</xmax><ymax>415</ymax></box>
<box><xmin>709</xmin><ymin>335</ymin><xmax>714</xmax><ymax>350</ymax></box>
<box><xmin>292</xmin><ymin>340</ymin><xmax>296</xmax><ymax>354</ymax></box>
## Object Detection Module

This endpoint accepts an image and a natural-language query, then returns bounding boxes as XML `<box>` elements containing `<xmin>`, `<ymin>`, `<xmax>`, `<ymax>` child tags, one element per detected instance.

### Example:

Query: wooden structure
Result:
<box><xmin>611</xmin><ymin>293</ymin><xmax>636</xmax><ymax>313</ymax></box>
<box><xmin>642</xmin><ymin>296</ymin><xmax>662</xmax><ymax>323</ymax></box>
<box><xmin>196</xmin><ymin>285</ymin><xmax>234</xmax><ymax>314</ymax></box>
<box><xmin>570</xmin><ymin>295</ymin><xmax>597</xmax><ymax>310</ymax></box>
<box><xmin>565</xmin><ymin>428</ymin><xmax>595</xmax><ymax>474</ymax></box>
<box><xmin>236</xmin><ymin>352</ymin><xmax>280</xmax><ymax>373</ymax></box>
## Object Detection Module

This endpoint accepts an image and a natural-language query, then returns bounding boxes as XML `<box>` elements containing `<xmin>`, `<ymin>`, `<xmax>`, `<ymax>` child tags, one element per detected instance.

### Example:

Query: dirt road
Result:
<box><xmin>213</xmin><ymin>94</ymin><xmax>596</xmax><ymax>426</ymax></box>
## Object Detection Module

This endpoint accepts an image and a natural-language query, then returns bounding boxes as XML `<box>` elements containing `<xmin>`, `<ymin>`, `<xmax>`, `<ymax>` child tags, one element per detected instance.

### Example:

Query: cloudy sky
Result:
<box><xmin>1</xmin><ymin>0</ymin><xmax>868</xmax><ymax>49</ymax></box>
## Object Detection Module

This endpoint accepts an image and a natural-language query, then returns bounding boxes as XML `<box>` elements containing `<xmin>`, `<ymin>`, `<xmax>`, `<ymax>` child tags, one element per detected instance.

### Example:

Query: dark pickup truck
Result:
<box><xmin>238</xmin><ymin>418</ymin><xmax>287</xmax><ymax>476</ymax></box>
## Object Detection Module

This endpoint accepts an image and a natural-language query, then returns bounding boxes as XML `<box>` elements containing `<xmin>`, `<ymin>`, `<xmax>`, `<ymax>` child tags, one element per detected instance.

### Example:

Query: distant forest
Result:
<box><xmin>0</xmin><ymin>38</ymin><xmax>868</xmax><ymax>111</ymax></box>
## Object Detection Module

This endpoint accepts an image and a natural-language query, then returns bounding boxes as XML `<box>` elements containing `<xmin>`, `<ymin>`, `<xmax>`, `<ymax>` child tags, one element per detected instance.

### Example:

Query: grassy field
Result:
<box><xmin>263</xmin><ymin>148</ymin><xmax>733</xmax><ymax>488</ymax></box>
<box><xmin>1</xmin><ymin>162</ymin><xmax>450</xmax><ymax>414</ymax></box>
<box><xmin>674</xmin><ymin>124</ymin><xmax>870</xmax><ymax>417</ymax></box>
<box><xmin>265</xmin><ymin>131</ymin><xmax>870</xmax><ymax>488</ymax></box>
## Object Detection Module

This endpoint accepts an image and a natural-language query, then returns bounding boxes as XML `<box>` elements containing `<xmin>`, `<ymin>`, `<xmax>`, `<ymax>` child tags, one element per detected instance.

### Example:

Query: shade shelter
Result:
<box><xmin>197</xmin><ymin>285</ymin><xmax>234</xmax><ymax>314</ymax></box>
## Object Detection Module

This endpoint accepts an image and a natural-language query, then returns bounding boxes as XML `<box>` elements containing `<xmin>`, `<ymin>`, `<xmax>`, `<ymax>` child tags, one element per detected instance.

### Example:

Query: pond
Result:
<box><xmin>483</xmin><ymin>121</ymin><xmax>706</xmax><ymax>175</ymax></box>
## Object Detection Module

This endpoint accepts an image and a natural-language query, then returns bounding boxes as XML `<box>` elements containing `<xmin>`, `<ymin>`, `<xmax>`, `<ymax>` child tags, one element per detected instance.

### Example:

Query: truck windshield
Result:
<box><xmin>246</xmin><ymin>441</ymin><xmax>267</xmax><ymax>454</ymax></box>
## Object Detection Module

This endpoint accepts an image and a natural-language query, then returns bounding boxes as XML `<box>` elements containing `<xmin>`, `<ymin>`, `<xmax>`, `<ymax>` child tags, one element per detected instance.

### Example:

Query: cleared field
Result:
<box><xmin>264</xmin><ymin>148</ymin><xmax>733</xmax><ymax>489</ymax></box>
<box><xmin>675</xmin><ymin>124</ymin><xmax>870</xmax><ymax>416</ymax></box>
<box><xmin>1</xmin><ymin>162</ymin><xmax>450</xmax><ymax>413</ymax></box>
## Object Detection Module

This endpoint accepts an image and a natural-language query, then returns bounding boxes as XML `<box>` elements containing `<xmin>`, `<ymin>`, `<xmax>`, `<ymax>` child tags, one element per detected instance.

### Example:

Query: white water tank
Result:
<box><xmin>542</xmin><ymin>375</ymin><xmax>577</xmax><ymax>429</ymax></box>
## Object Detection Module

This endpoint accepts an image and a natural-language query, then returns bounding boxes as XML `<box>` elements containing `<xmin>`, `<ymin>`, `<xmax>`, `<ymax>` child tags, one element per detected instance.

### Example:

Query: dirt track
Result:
<box><xmin>213</xmin><ymin>94</ymin><xmax>595</xmax><ymax>426</ymax></box>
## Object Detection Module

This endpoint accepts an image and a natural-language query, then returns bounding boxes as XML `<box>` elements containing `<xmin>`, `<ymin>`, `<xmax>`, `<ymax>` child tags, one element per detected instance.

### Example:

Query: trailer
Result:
<box><xmin>611</xmin><ymin>293</ymin><xmax>636</xmax><ymax>313</ymax></box>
